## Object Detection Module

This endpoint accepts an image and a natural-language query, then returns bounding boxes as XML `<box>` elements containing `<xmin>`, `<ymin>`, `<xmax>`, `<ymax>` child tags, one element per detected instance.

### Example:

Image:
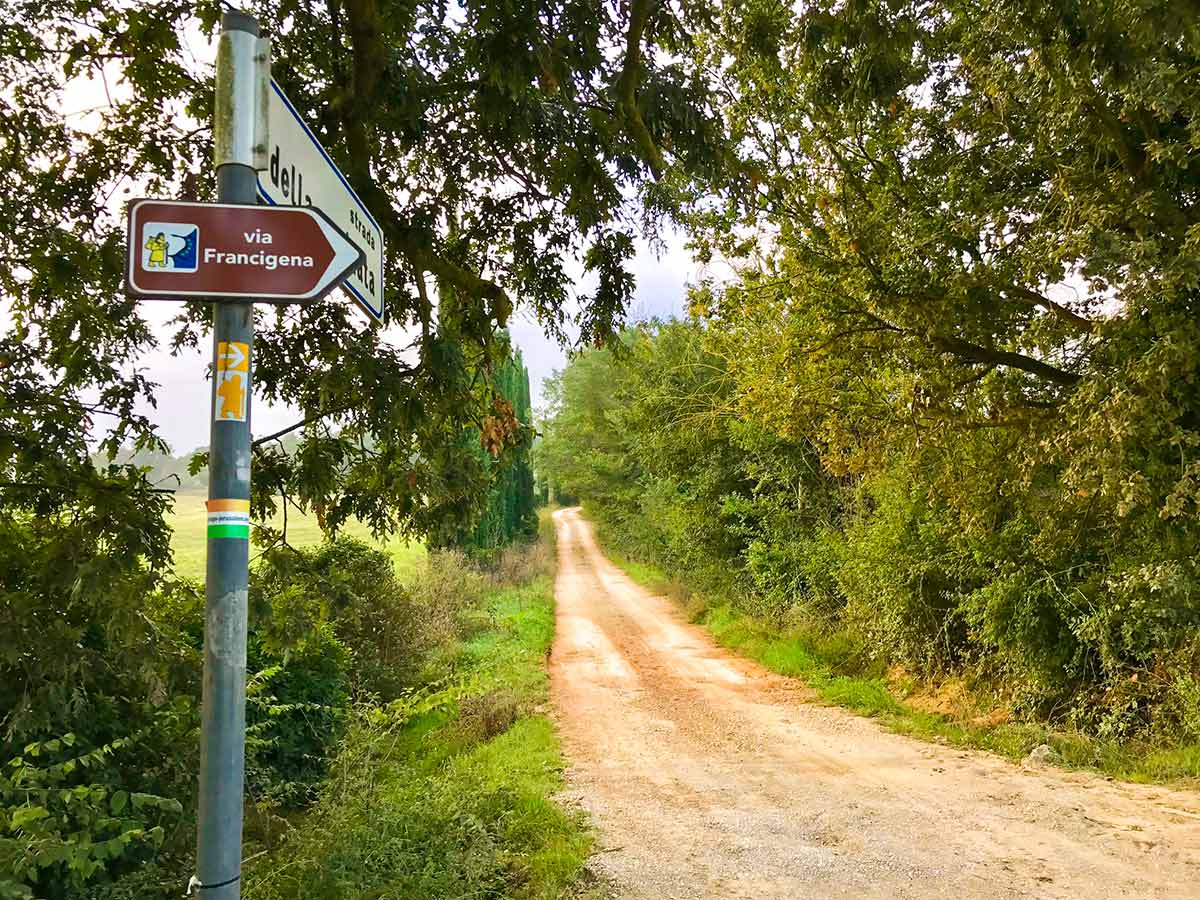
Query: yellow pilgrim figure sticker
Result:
<box><xmin>215</xmin><ymin>341</ymin><xmax>249</xmax><ymax>422</ymax></box>
<box><xmin>144</xmin><ymin>232</ymin><xmax>169</xmax><ymax>268</ymax></box>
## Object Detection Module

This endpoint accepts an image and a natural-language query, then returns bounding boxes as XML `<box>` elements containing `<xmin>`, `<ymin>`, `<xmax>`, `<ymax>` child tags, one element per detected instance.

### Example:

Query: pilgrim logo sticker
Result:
<box><xmin>141</xmin><ymin>222</ymin><xmax>199</xmax><ymax>272</ymax></box>
<box><xmin>214</xmin><ymin>341</ymin><xmax>249</xmax><ymax>422</ymax></box>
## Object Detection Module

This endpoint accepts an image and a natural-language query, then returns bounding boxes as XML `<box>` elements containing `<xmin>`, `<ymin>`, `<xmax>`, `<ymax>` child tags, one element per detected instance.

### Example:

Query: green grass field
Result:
<box><xmin>168</xmin><ymin>491</ymin><xmax>423</xmax><ymax>580</ymax></box>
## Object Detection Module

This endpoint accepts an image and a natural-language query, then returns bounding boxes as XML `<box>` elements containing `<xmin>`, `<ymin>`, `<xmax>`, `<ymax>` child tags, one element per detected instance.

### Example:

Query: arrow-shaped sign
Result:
<box><xmin>260</xmin><ymin>80</ymin><xmax>386</xmax><ymax>322</ymax></box>
<box><xmin>217</xmin><ymin>342</ymin><xmax>247</xmax><ymax>371</ymax></box>
<box><xmin>125</xmin><ymin>198</ymin><xmax>365</xmax><ymax>303</ymax></box>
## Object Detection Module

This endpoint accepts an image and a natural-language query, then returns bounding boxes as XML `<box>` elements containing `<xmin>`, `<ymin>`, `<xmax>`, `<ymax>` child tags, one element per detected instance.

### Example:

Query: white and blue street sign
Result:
<box><xmin>258</xmin><ymin>79</ymin><xmax>386</xmax><ymax>323</ymax></box>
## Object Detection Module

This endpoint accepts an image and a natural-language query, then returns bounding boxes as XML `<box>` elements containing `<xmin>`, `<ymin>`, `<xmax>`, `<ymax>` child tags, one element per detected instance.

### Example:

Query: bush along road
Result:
<box><xmin>242</xmin><ymin>521</ymin><xmax>598</xmax><ymax>900</ymax></box>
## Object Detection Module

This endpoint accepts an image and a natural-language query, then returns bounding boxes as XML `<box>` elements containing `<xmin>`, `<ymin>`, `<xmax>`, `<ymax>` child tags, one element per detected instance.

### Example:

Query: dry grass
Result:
<box><xmin>455</xmin><ymin>688</ymin><xmax>522</xmax><ymax>744</ymax></box>
<box><xmin>401</xmin><ymin>549</ymin><xmax>490</xmax><ymax>651</ymax></box>
<box><xmin>490</xmin><ymin>539</ymin><xmax>554</xmax><ymax>586</ymax></box>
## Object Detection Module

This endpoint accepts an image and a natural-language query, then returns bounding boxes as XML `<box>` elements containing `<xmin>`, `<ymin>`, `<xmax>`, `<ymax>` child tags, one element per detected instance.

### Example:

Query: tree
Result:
<box><xmin>1</xmin><ymin>0</ymin><xmax>728</xmax><ymax>553</ymax></box>
<box><xmin>0</xmin><ymin>0</ymin><xmax>727</xmax><ymax>732</ymax></box>
<box><xmin>684</xmin><ymin>1</ymin><xmax>1200</xmax><ymax>633</ymax></box>
<box><xmin>0</xmin><ymin>6</ymin><xmax>726</xmax><ymax>888</ymax></box>
<box><xmin>436</xmin><ymin>341</ymin><xmax>538</xmax><ymax>554</ymax></box>
<box><xmin>539</xmin><ymin>0</ymin><xmax>1200</xmax><ymax>731</ymax></box>
<box><xmin>535</xmin><ymin>337</ymin><xmax>634</xmax><ymax>514</ymax></box>
<box><xmin>690</xmin><ymin>0</ymin><xmax>1199</xmax><ymax>450</ymax></box>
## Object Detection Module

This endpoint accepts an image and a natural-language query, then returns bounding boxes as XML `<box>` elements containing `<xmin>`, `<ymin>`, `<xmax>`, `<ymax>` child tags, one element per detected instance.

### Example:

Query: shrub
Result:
<box><xmin>404</xmin><ymin>549</ymin><xmax>487</xmax><ymax>646</ymax></box>
<box><xmin>490</xmin><ymin>541</ymin><xmax>553</xmax><ymax>586</ymax></box>
<box><xmin>454</xmin><ymin>689</ymin><xmax>522</xmax><ymax>745</ymax></box>
<box><xmin>251</xmin><ymin>538</ymin><xmax>456</xmax><ymax>700</ymax></box>
<box><xmin>836</xmin><ymin>476</ymin><xmax>976</xmax><ymax>674</ymax></box>
<box><xmin>245</xmin><ymin>625</ymin><xmax>351</xmax><ymax>808</ymax></box>
<box><xmin>1164</xmin><ymin>671</ymin><xmax>1200</xmax><ymax>742</ymax></box>
<box><xmin>743</xmin><ymin>525</ymin><xmax>847</xmax><ymax>624</ymax></box>
<box><xmin>0</xmin><ymin>720</ymin><xmax>191</xmax><ymax>900</ymax></box>
<box><xmin>0</xmin><ymin>521</ymin><xmax>202</xmax><ymax>900</ymax></box>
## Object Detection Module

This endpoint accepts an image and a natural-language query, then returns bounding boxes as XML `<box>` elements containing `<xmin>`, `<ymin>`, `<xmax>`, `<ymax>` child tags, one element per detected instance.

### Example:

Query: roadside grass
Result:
<box><xmin>169</xmin><ymin>490</ymin><xmax>423</xmax><ymax>579</ymax></box>
<box><xmin>602</xmin><ymin>538</ymin><xmax>1200</xmax><ymax>788</ymax></box>
<box><xmin>243</xmin><ymin>512</ymin><xmax>602</xmax><ymax>900</ymax></box>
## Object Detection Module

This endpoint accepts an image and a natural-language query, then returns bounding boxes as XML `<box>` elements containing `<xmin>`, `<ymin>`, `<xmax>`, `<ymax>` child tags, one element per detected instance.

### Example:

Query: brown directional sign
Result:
<box><xmin>126</xmin><ymin>198</ymin><xmax>364</xmax><ymax>302</ymax></box>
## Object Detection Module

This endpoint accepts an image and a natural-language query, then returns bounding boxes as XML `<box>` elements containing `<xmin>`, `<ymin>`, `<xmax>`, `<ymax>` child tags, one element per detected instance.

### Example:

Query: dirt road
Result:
<box><xmin>548</xmin><ymin>507</ymin><xmax>1200</xmax><ymax>899</ymax></box>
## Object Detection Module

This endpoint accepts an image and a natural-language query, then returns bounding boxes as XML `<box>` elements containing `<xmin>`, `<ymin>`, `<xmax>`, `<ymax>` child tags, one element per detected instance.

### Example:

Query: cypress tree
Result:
<box><xmin>453</xmin><ymin>344</ymin><xmax>537</xmax><ymax>556</ymax></box>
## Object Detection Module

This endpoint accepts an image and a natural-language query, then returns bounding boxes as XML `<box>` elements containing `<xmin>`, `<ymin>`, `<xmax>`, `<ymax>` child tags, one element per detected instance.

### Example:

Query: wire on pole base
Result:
<box><xmin>187</xmin><ymin>873</ymin><xmax>241</xmax><ymax>895</ymax></box>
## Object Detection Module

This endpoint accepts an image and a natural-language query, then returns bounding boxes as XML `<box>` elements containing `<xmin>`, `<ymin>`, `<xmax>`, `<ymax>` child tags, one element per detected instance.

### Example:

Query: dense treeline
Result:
<box><xmin>537</xmin><ymin>316</ymin><xmax>1200</xmax><ymax>743</ymax></box>
<box><xmin>540</xmin><ymin>0</ymin><xmax>1200</xmax><ymax>744</ymax></box>
<box><xmin>438</xmin><ymin>346</ymin><xmax>539</xmax><ymax>556</ymax></box>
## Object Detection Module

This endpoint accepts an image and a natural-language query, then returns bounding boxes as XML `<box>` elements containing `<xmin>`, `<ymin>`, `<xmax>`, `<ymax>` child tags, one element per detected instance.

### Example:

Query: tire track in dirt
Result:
<box><xmin>548</xmin><ymin>507</ymin><xmax>1200</xmax><ymax>899</ymax></box>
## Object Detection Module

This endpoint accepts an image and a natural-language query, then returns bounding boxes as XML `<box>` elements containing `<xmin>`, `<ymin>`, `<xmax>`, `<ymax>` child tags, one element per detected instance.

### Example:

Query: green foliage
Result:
<box><xmin>244</xmin><ymin>531</ymin><xmax>593</xmax><ymax>900</ymax></box>
<box><xmin>0</xmin><ymin>535</ymin><xmax>476</xmax><ymax>897</ymax></box>
<box><xmin>250</xmin><ymin>538</ymin><xmax>439</xmax><ymax>699</ymax></box>
<box><xmin>2</xmin><ymin>0</ymin><xmax>725</xmax><ymax>574</ymax></box>
<box><xmin>534</xmin><ymin>0</ymin><xmax>1200</xmax><ymax>748</ymax></box>
<box><xmin>0</xmin><ymin>498</ymin><xmax>178</xmax><ymax>743</ymax></box>
<box><xmin>245</xmin><ymin>628</ymin><xmax>352</xmax><ymax>808</ymax></box>
<box><xmin>443</xmin><ymin>343</ymin><xmax>540</xmax><ymax>556</ymax></box>
<box><xmin>0</xmin><ymin>507</ymin><xmax>201</xmax><ymax>898</ymax></box>
<box><xmin>539</xmin><ymin>310</ymin><xmax>1200</xmax><ymax>747</ymax></box>
<box><xmin>0</xmin><ymin>719</ymin><xmax>192</xmax><ymax>900</ymax></box>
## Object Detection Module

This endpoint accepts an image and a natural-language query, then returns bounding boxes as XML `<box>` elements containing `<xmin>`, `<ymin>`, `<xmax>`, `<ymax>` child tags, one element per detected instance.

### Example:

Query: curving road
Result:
<box><xmin>548</xmin><ymin>507</ymin><xmax>1200</xmax><ymax>899</ymax></box>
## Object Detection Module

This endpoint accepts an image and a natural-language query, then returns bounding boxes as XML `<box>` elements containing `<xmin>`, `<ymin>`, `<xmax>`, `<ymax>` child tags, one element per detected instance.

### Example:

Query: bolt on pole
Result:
<box><xmin>195</xmin><ymin>9</ymin><xmax>268</xmax><ymax>899</ymax></box>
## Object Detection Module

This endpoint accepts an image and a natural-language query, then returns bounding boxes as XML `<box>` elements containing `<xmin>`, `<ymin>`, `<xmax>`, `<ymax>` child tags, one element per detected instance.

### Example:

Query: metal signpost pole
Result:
<box><xmin>195</xmin><ymin>10</ymin><xmax>265</xmax><ymax>898</ymax></box>
<box><xmin>123</xmin><ymin>13</ymin><xmax>360</xmax><ymax>893</ymax></box>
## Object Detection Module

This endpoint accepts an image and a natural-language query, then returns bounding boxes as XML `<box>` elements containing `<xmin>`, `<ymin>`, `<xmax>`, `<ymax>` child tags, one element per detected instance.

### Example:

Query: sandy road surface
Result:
<box><xmin>548</xmin><ymin>508</ymin><xmax>1200</xmax><ymax>900</ymax></box>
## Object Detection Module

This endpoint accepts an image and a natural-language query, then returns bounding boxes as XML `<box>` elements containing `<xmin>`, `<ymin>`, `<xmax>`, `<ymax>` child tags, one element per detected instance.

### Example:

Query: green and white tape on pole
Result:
<box><xmin>206</xmin><ymin>498</ymin><xmax>250</xmax><ymax>540</ymax></box>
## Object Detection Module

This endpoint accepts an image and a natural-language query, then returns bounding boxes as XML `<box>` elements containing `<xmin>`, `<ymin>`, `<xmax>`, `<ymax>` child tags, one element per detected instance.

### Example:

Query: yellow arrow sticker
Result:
<box><xmin>215</xmin><ymin>341</ymin><xmax>249</xmax><ymax>422</ymax></box>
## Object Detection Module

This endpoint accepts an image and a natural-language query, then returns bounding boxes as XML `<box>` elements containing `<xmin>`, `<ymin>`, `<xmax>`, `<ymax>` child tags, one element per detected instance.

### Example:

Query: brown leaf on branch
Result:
<box><xmin>481</xmin><ymin>395</ymin><xmax>520</xmax><ymax>458</ymax></box>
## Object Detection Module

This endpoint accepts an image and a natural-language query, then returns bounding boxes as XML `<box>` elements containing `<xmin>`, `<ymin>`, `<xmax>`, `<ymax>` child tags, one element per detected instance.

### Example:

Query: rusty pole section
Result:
<box><xmin>194</xmin><ymin>9</ymin><xmax>267</xmax><ymax>898</ymax></box>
